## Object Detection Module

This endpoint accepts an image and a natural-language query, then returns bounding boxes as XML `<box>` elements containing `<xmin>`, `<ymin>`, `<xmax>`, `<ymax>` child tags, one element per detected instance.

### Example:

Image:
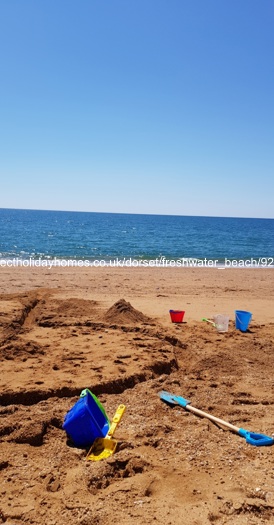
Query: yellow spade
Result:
<box><xmin>86</xmin><ymin>404</ymin><xmax>126</xmax><ymax>461</ymax></box>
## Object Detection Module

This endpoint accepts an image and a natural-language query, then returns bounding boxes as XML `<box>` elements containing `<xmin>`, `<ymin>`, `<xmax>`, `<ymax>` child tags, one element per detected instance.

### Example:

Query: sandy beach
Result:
<box><xmin>1</xmin><ymin>267</ymin><xmax>274</xmax><ymax>525</ymax></box>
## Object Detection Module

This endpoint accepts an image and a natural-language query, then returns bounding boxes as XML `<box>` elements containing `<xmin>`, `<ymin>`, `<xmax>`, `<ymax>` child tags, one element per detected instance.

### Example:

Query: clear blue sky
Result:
<box><xmin>0</xmin><ymin>0</ymin><xmax>273</xmax><ymax>218</ymax></box>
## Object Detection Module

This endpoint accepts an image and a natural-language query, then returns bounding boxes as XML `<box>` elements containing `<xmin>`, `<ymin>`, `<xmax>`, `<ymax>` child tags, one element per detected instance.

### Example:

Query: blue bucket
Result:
<box><xmin>63</xmin><ymin>389</ymin><xmax>110</xmax><ymax>448</ymax></box>
<box><xmin>235</xmin><ymin>310</ymin><xmax>252</xmax><ymax>332</ymax></box>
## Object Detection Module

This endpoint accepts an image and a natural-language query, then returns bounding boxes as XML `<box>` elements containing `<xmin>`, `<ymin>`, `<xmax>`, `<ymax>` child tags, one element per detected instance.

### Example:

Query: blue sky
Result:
<box><xmin>0</xmin><ymin>0</ymin><xmax>273</xmax><ymax>218</ymax></box>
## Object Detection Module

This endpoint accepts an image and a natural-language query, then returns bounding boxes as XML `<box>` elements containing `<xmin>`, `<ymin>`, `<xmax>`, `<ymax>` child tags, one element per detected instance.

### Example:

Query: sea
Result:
<box><xmin>0</xmin><ymin>208</ymin><xmax>273</xmax><ymax>268</ymax></box>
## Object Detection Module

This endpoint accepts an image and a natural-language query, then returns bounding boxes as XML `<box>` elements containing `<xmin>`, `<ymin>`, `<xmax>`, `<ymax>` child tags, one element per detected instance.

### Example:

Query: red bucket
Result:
<box><xmin>169</xmin><ymin>310</ymin><xmax>185</xmax><ymax>323</ymax></box>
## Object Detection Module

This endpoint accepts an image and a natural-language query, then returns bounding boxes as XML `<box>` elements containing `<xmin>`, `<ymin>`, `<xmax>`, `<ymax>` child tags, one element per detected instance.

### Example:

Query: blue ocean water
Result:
<box><xmin>0</xmin><ymin>208</ymin><xmax>273</xmax><ymax>266</ymax></box>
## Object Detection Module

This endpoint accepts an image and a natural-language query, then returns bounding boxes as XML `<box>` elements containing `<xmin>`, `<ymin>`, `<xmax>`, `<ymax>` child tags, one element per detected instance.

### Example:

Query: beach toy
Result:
<box><xmin>62</xmin><ymin>389</ymin><xmax>110</xmax><ymax>448</ymax></box>
<box><xmin>86</xmin><ymin>404</ymin><xmax>126</xmax><ymax>461</ymax></box>
<box><xmin>235</xmin><ymin>310</ymin><xmax>252</xmax><ymax>332</ymax></box>
<box><xmin>213</xmin><ymin>314</ymin><xmax>229</xmax><ymax>333</ymax></box>
<box><xmin>159</xmin><ymin>391</ymin><xmax>274</xmax><ymax>447</ymax></box>
<box><xmin>202</xmin><ymin>317</ymin><xmax>216</xmax><ymax>326</ymax></box>
<box><xmin>169</xmin><ymin>310</ymin><xmax>185</xmax><ymax>323</ymax></box>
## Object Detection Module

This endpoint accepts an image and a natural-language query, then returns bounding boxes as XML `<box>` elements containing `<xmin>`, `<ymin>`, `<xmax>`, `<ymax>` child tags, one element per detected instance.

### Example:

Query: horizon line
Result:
<box><xmin>0</xmin><ymin>207</ymin><xmax>273</xmax><ymax>221</ymax></box>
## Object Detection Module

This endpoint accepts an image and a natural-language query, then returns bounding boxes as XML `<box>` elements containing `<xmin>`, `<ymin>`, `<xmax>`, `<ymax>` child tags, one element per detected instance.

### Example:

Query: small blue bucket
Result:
<box><xmin>235</xmin><ymin>310</ymin><xmax>252</xmax><ymax>332</ymax></box>
<box><xmin>63</xmin><ymin>389</ymin><xmax>110</xmax><ymax>448</ymax></box>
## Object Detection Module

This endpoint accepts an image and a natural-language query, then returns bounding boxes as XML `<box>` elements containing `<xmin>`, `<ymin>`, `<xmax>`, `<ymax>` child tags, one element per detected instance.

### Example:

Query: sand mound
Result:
<box><xmin>104</xmin><ymin>299</ymin><xmax>150</xmax><ymax>325</ymax></box>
